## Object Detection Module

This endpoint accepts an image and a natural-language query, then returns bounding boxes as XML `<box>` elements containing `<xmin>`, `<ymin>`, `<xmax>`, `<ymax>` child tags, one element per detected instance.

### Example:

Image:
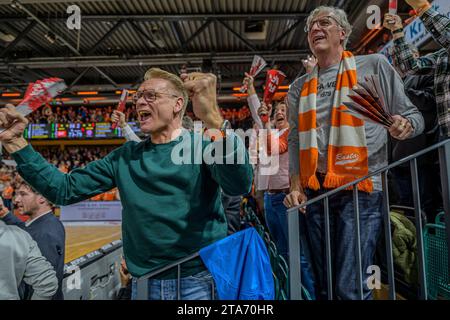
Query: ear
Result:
<box><xmin>173</xmin><ymin>97</ymin><xmax>184</xmax><ymax>115</ymax></box>
<box><xmin>37</xmin><ymin>195</ymin><xmax>46</xmax><ymax>205</ymax></box>
<box><xmin>339</xmin><ymin>29</ymin><xmax>346</xmax><ymax>45</ymax></box>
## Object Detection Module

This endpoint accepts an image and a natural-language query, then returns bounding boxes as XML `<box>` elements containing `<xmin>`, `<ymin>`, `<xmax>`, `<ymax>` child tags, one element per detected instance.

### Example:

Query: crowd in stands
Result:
<box><xmin>26</xmin><ymin>105</ymin><xmax>138</xmax><ymax>124</ymax></box>
<box><xmin>26</xmin><ymin>103</ymin><xmax>254</xmax><ymax>130</ymax></box>
<box><xmin>0</xmin><ymin>145</ymin><xmax>121</xmax><ymax>214</ymax></box>
<box><xmin>2</xmin><ymin>1</ymin><xmax>449</xmax><ymax>301</ymax></box>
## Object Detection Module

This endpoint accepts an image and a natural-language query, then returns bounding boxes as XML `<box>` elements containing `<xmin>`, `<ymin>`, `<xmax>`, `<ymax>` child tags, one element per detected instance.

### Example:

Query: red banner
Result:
<box><xmin>263</xmin><ymin>69</ymin><xmax>286</xmax><ymax>104</ymax></box>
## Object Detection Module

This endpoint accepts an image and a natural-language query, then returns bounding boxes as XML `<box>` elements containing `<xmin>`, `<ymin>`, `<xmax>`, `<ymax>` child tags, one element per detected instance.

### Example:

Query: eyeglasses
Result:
<box><xmin>133</xmin><ymin>90</ymin><xmax>179</xmax><ymax>104</ymax></box>
<box><xmin>304</xmin><ymin>15</ymin><xmax>341</xmax><ymax>33</ymax></box>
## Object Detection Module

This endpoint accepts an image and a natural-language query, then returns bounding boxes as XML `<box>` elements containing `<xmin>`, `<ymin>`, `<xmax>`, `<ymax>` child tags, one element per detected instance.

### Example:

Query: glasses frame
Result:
<box><xmin>133</xmin><ymin>89</ymin><xmax>180</xmax><ymax>105</ymax></box>
<box><xmin>304</xmin><ymin>15</ymin><xmax>342</xmax><ymax>33</ymax></box>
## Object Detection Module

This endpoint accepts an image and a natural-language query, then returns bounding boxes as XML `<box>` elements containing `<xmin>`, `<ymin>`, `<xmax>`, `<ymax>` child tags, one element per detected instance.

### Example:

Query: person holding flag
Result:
<box><xmin>384</xmin><ymin>0</ymin><xmax>450</xmax><ymax>139</ymax></box>
<box><xmin>243</xmin><ymin>71</ymin><xmax>316</xmax><ymax>299</ymax></box>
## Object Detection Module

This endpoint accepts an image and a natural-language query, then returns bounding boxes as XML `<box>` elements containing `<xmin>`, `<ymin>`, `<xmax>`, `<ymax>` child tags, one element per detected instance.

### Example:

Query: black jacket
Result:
<box><xmin>2</xmin><ymin>211</ymin><xmax>66</xmax><ymax>300</ymax></box>
<box><xmin>390</xmin><ymin>74</ymin><xmax>437</xmax><ymax>164</ymax></box>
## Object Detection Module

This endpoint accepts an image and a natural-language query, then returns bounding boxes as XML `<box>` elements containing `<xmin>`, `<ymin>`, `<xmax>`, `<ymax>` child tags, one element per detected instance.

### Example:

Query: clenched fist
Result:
<box><xmin>383</xmin><ymin>13</ymin><xmax>403</xmax><ymax>32</ymax></box>
<box><xmin>181</xmin><ymin>72</ymin><xmax>223</xmax><ymax>129</ymax></box>
<box><xmin>111</xmin><ymin>110</ymin><xmax>127</xmax><ymax>129</ymax></box>
<box><xmin>0</xmin><ymin>104</ymin><xmax>29</xmax><ymax>153</ymax></box>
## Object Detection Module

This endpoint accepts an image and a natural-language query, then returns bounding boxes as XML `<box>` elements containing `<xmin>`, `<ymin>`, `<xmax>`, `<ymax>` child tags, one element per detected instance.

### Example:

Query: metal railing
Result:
<box><xmin>287</xmin><ymin>138</ymin><xmax>450</xmax><ymax>300</ymax></box>
<box><xmin>134</xmin><ymin>252</ymin><xmax>216</xmax><ymax>300</ymax></box>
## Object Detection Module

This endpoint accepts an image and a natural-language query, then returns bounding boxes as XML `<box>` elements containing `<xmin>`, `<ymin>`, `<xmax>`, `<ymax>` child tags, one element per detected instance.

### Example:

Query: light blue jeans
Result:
<box><xmin>131</xmin><ymin>270</ymin><xmax>216</xmax><ymax>300</ymax></box>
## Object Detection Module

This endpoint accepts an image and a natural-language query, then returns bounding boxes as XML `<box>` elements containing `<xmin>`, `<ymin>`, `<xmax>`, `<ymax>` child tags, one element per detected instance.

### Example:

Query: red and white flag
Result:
<box><xmin>388</xmin><ymin>0</ymin><xmax>397</xmax><ymax>14</ymax></box>
<box><xmin>263</xmin><ymin>69</ymin><xmax>286</xmax><ymax>104</ymax></box>
<box><xmin>15</xmin><ymin>77</ymin><xmax>66</xmax><ymax>117</ymax></box>
<box><xmin>111</xmin><ymin>89</ymin><xmax>129</xmax><ymax>129</ymax></box>
<box><xmin>0</xmin><ymin>78</ymin><xmax>66</xmax><ymax>133</ymax></box>
<box><xmin>240</xmin><ymin>55</ymin><xmax>267</xmax><ymax>93</ymax></box>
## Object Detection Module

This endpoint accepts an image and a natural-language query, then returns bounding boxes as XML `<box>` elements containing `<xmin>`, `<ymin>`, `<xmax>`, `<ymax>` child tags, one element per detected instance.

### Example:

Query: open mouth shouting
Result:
<box><xmin>275</xmin><ymin>114</ymin><xmax>285</xmax><ymax>125</ymax></box>
<box><xmin>312</xmin><ymin>33</ymin><xmax>327</xmax><ymax>44</ymax></box>
<box><xmin>138</xmin><ymin>110</ymin><xmax>153</xmax><ymax>122</ymax></box>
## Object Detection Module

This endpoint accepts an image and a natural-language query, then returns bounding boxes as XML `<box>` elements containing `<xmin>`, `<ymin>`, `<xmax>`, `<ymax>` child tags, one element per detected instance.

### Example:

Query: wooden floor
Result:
<box><xmin>65</xmin><ymin>224</ymin><xmax>122</xmax><ymax>263</ymax></box>
<box><xmin>373</xmin><ymin>283</ymin><xmax>406</xmax><ymax>300</ymax></box>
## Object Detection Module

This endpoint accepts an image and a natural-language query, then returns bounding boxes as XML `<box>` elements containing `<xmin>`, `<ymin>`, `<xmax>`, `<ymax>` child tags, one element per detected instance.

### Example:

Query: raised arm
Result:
<box><xmin>112</xmin><ymin>110</ymin><xmax>142</xmax><ymax>143</ymax></box>
<box><xmin>244</xmin><ymin>73</ymin><xmax>264</xmax><ymax>129</ymax></box>
<box><xmin>384</xmin><ymin>4</ymin><xmax>448</xmax><ymax>76</ymax></box>
<box><xmin>0</xmin><ymin>105</ymin><xmax>117</xmax><ymax>206</ymax></box>
<box><xmin>182</xmin><ymin>72</ymin><xmax>253</xmax><ymax>196</ymax></box>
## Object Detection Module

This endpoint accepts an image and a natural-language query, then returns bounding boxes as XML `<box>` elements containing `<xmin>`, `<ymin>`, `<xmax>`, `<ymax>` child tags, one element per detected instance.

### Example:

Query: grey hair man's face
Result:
<box><xmin>307</xmin><ymin>11</ymin><xmax>345</xmax><ymax>56</ymax></box>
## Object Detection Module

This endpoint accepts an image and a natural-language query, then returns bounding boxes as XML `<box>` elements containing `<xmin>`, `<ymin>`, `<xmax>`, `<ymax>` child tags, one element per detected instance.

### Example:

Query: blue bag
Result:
<box><xmin>199</xmin><ymin>227</ymin><xmax>275</xmax><ymax>300</ymax></box>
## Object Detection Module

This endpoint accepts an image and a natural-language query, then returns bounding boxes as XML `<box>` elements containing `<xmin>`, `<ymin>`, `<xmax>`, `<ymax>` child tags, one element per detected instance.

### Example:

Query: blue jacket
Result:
<box><xmin>199</xmin><ymin>227</ymin><xmax>274</xmax><ymax>300</ymax></box>
<box><xmin>3</xmin><ymin>212</ymin><xmax>65</xmax><ymax>300</ymax></box>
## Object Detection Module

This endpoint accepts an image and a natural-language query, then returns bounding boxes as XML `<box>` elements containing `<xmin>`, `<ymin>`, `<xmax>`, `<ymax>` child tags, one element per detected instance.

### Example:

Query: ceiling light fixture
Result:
<box><xmin>44</xmin><ymin>32</ymin><xmax>56</xmax><ymax>44</ymax></box>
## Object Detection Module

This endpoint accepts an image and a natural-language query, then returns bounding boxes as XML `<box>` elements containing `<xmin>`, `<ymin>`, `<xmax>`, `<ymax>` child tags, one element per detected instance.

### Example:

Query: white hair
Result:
<box><xmin>306</xmin><ymin>6</ymin><xmax>353</xmax><ymax>49</ymax></box>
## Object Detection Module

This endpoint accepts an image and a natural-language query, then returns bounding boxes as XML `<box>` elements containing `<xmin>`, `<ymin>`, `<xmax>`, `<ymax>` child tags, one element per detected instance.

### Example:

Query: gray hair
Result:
<box><xmin>306</xmin><ymin>6</ymin><xmax>353</xmax><ymax>49</ymax></box>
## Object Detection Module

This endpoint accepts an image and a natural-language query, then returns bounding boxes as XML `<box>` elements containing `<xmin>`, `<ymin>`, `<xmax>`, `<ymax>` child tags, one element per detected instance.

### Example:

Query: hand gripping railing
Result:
<box><xmin>287</xmin><ymin>138</ymin><xmax>450</xmax><ymax>300</ymax></box>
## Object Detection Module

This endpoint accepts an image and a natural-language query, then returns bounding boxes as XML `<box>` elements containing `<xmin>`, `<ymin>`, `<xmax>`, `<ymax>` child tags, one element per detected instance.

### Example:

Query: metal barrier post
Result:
<box><xmin>282</xmin><ymin>139</ymin><xmax>450</xmax><ymax>300</ymax></box>
<box><xmin>177</xmin><ymin>265</ymin><xmax>181</xmax><ymax>300</ymax></box>
<box><xmin>353</xmin><ymin>188</ymin><xmax>364</xmax><ymax>300</ymax></box>
<box><xmin>323</xmin><ymin>197</ymin><xmax>333</xmax><ymax>300</ymax></box>
<box><xmin>287</xmin><ymin>207</ymin><xmax>302</xmax><ymax>300</ymax></box>
<box><xmin>438</xmin><ymin>140</ymin><xmax>450</xmax><ymax>280</ymax></box>
<box><xmin>410</xmin><ymin>158</ymin><xmax>428</xmax><ymax>299</ymax></box>
<box><xmin>381</xmin><ymin>171</ymin><xmax>396</xmax><ymax>299</ymax></box>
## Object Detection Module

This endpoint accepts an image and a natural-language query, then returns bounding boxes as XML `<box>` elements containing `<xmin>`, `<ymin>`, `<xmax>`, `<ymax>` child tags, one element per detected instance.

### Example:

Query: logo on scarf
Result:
<box><xmin>335</xmin><ymin>153</ymin><xmax>359</xmax><ymax>166</ymax></box>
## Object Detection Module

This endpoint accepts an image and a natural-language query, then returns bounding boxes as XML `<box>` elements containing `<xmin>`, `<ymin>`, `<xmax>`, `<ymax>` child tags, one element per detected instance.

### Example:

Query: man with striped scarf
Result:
<box><xmin>283</xmin><ymin>6</ymin><xmax>424</xmax><ymax>300</ymax></box>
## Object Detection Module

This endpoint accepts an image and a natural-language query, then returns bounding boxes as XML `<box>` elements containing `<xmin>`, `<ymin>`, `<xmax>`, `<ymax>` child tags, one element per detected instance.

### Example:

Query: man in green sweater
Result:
<box><xmin>0</xmin><ymin>68</ymin><xmax>253</xmax><ymax>300</ymax></box>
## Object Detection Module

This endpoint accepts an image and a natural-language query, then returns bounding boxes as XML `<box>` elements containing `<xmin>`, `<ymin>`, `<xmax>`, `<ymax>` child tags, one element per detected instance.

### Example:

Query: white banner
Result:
<box><xmin>60</xmin><ymin>201</ymin><xmax>122</xmax><ymax>221</ymax></box>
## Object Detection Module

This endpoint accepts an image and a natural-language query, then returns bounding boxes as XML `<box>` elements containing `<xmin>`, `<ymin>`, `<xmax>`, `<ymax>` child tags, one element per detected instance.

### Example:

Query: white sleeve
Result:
<box><xmin>123</xmin><ymin>124</ymin><xmax>142</xmax><ymax>143</ymax></box>
<box><xmin>247</xmin><ymin>94</ymin><xmax>263</xmax><ymax>129</ymax></box>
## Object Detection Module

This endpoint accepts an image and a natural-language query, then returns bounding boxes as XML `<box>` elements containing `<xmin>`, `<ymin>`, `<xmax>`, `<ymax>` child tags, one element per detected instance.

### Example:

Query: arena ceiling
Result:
<box><xmin>0</xmin><ymin>0</ymin><xmax>409</xmax><ymax>102</ymax></box>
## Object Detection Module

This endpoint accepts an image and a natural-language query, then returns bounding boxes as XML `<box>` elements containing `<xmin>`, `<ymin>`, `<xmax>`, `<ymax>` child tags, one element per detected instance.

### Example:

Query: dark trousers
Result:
<box><xmin>221</xmin><ymin>192</ymin><xmax>242</xmax><ymax>235</ymax></box>
<box><xmin>305</xmin><ymin>188</ymin><xmax>383</xmax><ymax>300</ymax></box>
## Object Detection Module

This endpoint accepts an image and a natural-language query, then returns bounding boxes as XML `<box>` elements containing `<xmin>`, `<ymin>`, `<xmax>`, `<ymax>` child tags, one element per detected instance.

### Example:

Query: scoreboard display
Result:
<box><xmin>95</xmin><ymin>122</ymin><xmax>118</xmax><ymax>138</ymax></box>
<box><xmin>23</xmin><ymin>122</ymin><xmax>141</xmax><ymax>139</ymax></box>
<box><xmin>24</xmin><ymin>124</ymin><xmax>52</xmax><ymax>139</ymax></box>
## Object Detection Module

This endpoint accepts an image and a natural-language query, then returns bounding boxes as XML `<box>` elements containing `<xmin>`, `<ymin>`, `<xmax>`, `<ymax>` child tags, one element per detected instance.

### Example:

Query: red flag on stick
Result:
<box><xmin>240</xmin><ymin>55</ymin><xmax>267</xmax><ymax>92</ymax></box>
<box><xmin>263</xmin><ymin>69</ymin><xmax>286</xmax><ymax>104</ymax></box>
<box><xmin>388</xmin><ymin>0</ymin><xmax>397</xmax><ymax>14</ymax></box>
<box><xmin>15</xmin><ymin>78</ymin><xmax>66</xmax><ymax>117</ymax></box>
<box><xmin>1</xmin><ymin>78</ymin><xmax>66</xmax><ymax>133</ymax></box>
<box><xmin>111</xmin><ymin>89</ymin><xmax>129</xmax><ymax>130</ymax></box>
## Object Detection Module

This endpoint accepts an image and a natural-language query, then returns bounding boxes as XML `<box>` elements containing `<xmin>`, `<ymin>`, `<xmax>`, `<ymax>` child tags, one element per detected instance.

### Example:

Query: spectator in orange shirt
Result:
<box><xmin>90</xmin><ymin>193</ymin><xmax>104</xmax><ymax>201</ymax></box>
<box><xmin>102</xmin><ymin>189</ymin><xmax>117</xmax><ymax>201</ymax></box>
<box><xmin>2</xmin><ymin>182</ymin><xmax>14</xmax><ymax>211</ymax></box>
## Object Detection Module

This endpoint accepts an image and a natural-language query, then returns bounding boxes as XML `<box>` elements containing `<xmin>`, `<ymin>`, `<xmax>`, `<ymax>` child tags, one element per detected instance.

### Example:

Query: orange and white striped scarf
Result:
<box><xmin>297</xmin><ymin>51</ymin><xmax>373</xmax><ymax>193</ymax></box>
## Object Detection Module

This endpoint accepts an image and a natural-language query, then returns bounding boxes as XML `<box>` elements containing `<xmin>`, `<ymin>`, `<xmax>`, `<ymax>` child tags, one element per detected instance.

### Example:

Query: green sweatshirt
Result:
<box><xmin>12</xmin><ymin>130</ymin><xmax>253</xmax><ymax>278</ymax></box>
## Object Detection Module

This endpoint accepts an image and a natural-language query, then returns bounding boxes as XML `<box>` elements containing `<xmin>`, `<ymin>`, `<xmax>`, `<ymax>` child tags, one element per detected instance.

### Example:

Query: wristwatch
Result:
<box><xmin>221</xmin><ymin>119</ymin><xmax>231</xmax><ymax>131</ymax></box>
<box><xmin>207</xmin><ymin>119</ymin><xmax>231</xmax><ymax>142</ymax></box>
